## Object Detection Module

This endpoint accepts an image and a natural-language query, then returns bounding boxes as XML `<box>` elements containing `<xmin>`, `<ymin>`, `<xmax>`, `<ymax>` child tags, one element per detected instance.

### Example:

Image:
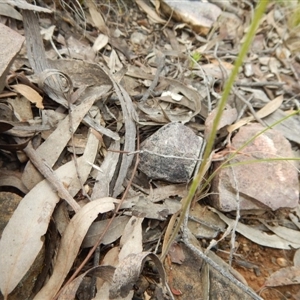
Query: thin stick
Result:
<box><xmin>229</xmin><ymin>166</ymin><xmax>240</xmax><ymax>266</ymax></box>
<box><xmin>23</xmin><ymin>142</ymin><xmax>80</xmax><ymax>212</ymax></box>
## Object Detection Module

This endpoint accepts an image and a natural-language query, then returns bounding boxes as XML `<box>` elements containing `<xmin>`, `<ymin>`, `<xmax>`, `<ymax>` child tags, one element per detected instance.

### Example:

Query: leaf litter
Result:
<box><xmin>0</xmin><ymin>1</ymin><xmax>300</xmax><ymax>300</ymax></box>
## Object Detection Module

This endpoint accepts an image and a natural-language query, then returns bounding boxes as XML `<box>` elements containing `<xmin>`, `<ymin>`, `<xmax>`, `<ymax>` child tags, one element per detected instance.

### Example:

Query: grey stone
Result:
<box><xmin>139</xmin><ymin>122</ymin><xmax>204</xmax><ymax>183</ymax></box>
<box><xmin>210</xmin><ymin>123</ymin><xmax>299</xmax><ymax>211</ymax></box>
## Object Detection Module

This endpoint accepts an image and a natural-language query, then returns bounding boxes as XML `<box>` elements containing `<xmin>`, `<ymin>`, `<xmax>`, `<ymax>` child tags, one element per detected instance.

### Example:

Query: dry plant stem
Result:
<box><xmin>55</xmin><ymin>129</ymin><xmax>140</xmax><ymax>299</ymax></box>
<box><xmin>160</xmin><ymin>0</ymin><xmax>269</xmax><ymax>261</ymax></box>
<box><xmin>182</xmin><ymin>213</ymin><xmax>263</xmax><ymax>300</ymax></box>
<box><xmin>23</xmin><ymin>142</ymin><xmax>80</xmax><ymax>212</ymax></box>
<box><xmin>235</xmin><ymin>81</ymin><xmax>284</xmax><ymax>88</ymax></box>
<box><xmin>229</xmin><ymin>166</ymin><xmax>240</xmax><ymax>266</ymax></box>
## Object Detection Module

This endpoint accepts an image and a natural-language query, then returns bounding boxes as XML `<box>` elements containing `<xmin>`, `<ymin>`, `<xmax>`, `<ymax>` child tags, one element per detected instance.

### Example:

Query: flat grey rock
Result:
<box><xmin>139</xmin><ymin>122</ymin><xmax>204</xmax><ymax>183</ymax></box>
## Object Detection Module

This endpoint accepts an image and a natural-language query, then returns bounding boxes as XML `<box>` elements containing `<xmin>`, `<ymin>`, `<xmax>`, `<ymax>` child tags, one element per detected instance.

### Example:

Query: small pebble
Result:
<box><xmin>276</xmin><ymin>257</ymin><xmax>288</xmax><ymax>267</ymax></box>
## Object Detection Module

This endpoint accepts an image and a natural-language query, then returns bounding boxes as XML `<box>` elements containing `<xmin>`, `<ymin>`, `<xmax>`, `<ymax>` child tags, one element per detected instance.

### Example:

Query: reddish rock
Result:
<box><xmin>138</xmin><ymin>122</ymin><xmax>203</xmax><ymax>183</ymax></box>
<box><xmin>210</xmin><ymin>123</ymin><xmax>299</xmax><ymax>211</ymax></box>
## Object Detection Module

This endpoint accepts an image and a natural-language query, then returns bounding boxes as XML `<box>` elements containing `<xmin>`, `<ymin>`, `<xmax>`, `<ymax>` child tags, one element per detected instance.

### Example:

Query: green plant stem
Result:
<box><xmin>160</xmin><ymin>0</ymin><xmax>270</xmax><ymax>261</ymax></box>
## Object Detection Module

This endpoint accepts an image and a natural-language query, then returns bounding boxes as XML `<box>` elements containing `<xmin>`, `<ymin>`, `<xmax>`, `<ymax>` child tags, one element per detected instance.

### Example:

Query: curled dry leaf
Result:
<box><xmin>109</xmin><ymin>252</ymin><xmax>169</xmax><ymax>299</ymax></box>
<box><xmin>11</xmin><ymin>84</ymin><xmax>44</xmax><ymax>109</ymax></box>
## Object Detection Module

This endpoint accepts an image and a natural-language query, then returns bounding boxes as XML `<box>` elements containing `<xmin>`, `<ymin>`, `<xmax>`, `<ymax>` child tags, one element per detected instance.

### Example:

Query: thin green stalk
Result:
<box><xmin>161</xmin><ymin>0</ymin><xmax>269</xmax><ymax>261</ymax></box>
<box><xmin>188</xmin><ymin>109</ymin><xmax>300</xmax><ymax>206</ymax></box>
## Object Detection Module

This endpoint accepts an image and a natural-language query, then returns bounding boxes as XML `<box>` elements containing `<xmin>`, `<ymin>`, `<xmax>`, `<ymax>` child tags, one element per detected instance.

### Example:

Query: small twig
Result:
<box><xmin>229</xmin><ymin>166</ymin><xmax>240</xmax><ymax>266</ymax></box>
<box><xmin>109</xmin><ymin>90</ymin><xmax>162</xmax><ymax>101</ymax></box>
<box><xmin>188</xmin><ymin>215</ymin><xmax>221</xmax><ymax>232</ymax></box>
<box><xmin>140</xmin><ymin>53</ymin><xmax>165</xmax><ymax>102</ymax></box>
<box><xmin>23</xmin><ymin>141</ymin><xmax>80</xmax><ymax>212</ymax></box>
<box><xmin>235</xmin><ymin>81</ymin><xmax>284</xmax><ymax>88</ymax></box>
<box><xmin>182</xmin><ymin>212</ymin><xmax>263</xmax><ymax>300</ymax></box>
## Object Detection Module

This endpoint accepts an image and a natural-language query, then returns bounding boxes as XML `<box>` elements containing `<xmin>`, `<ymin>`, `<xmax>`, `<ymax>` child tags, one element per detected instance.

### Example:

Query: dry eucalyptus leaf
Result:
<box><xmin>94</xmin><ymin>247</ymin><xmax>122</xmax><ymax>299</ymax></box>
<box><xmin>0</xmin><ymin>23</ymin><xmax>24</xmax><ymax>93</ymax></box>
<box><xmin>211</xmin><ymin>208</ymin><xmax>300</xmax><ymax>250</ymax></box>
<box><xmin>86</xmin><ymin>0</ymin><xmax>109</xmax><ymax>35</ymax></box>
<box><xmin>93</xmin><ymin>33</ymin><xmax>109</xmax><ymax>52</ymax></box>
<box><xmin>0</xmin><ymin>157</ymin><xmax>84</xmax><ymax>297</ymax></box>
<box><xmin>132</xmin><ymin>198</ymin><xmax>181</xmax><ymax>220</ymax></box>
<box><xmin>0</xmin><ymin>3</ymin><xmax>22</xmax><ymax>20</ymax></box>
<box><xmin>34</xmin><ymin>198</ymin><xmax>116</xmax><ymax>300</ymax></box>
<box><xmin>0</xmin><ymin>120</ymin><xmax>13</xmax><ymax>133</ymax></box>
<box><xmin>119</xmin><ymin>216</ymin><xmax>144</xmax><ymax>260</ymax></box>
<box><xmin>135</xmin><ymin>0</ymin><xmax>166</xmax><ymax>24</ymax></box>
<box><xmin>58</xmin><ymin>265</ymin><xmax>115</xmax><ymax>300</ymax></box>
<box><xmin>265</xmin><ymin>267</ymin><xmax>300</xmax><ymax>287</ymax></box>
<box><xmin>22</xmin><ymin>87</ymin><xmax>108</xmax><ymax>190</ymax></box>
<box><xmin>264</xmin><ymin>109</ymin><xmax>300</xmax><ymax>144</ymax></box>
<box><xmin>0</xmin><ymin>131</ymin><xmax>98</xmax><ymax>297</ymax></box>
<box><xmin>91</xmin><ymin>141</ymin><xmax>120</xmax><ymax>199</ymax></box>
<box><xmin>82</xmin><ymin>216</ymin><xmax>130</xmax><ymax>248</ymax></box>
<box><xmin>261</xmin><ymin>222</ymin><xmax>300</xmax><ymax>244</ymax></box>
<box><xmin>109</xmin><ymin>78</ymin><xmax>137</xmax><ymax>197</ymax></box>
<box><xmin>227</xmin><ymin>95</ymin><xmax>283</xmax><ymax>133</ymax></box>
<box><xmin>11</xmin><ymin>84</ymin><xmax>44</xmax><ymax>109</ymax></box>
<box><xmin>6</xmin><ymin>0</ymin><xmax>52</xmax><ymax>13</ymax></box>
<box><xmin>0</xmin><ymin>169</ymin><xmax>28</xmax><ymax>194</ymax></box>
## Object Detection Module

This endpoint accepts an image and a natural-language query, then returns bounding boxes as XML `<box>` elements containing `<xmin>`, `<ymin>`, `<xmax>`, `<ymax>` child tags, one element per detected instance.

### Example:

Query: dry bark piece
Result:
<box><xmin>211</xmin><ymin>123</ymin><xmax>299</xmax><ymax>211</ymax></box>
<box><xmin>139</xmin><ymin>122</ymin><xmax>204</xmax><ymax>183</ymax></box>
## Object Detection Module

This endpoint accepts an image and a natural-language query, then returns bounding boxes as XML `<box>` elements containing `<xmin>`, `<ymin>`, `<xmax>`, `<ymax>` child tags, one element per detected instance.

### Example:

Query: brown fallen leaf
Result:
<box><xmin>227</xmin><ymin>95</ymin><xmax>283</xmax><ymax>133</ymax></box>
<box><xmin>11</xmin><ymin>84</ymin><xmax>44</xmax><ymax>109</ymax></box>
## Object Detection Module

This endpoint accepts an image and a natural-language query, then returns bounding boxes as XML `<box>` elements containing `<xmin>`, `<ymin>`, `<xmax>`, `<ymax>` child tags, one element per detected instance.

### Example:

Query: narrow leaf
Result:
<box><xmin>34</xmin><ymin>198</ymin><xmax>116</xmax><ymax>300</ymax></box>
